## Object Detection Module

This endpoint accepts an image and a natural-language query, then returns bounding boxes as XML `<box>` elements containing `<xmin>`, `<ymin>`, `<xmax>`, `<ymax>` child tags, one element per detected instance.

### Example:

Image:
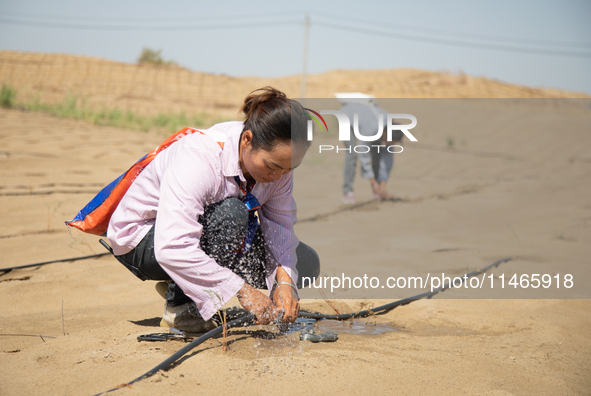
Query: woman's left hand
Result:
<box><xmin>272</xmin><ymin>266</ymin><xmax>300</xmax><ymax>323</ymax></box>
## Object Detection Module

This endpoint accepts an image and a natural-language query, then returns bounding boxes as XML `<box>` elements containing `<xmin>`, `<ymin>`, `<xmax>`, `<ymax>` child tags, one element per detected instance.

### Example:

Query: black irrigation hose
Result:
<box><xmin>0</xmin><ymin>253</ymin><xmax>110</xmax><ymax>274</ymax></box>
<box><xmin>94</xmin><ymin>256</ymin><xmax>512</xmax><ymax>394</ymax></box>
<box><xmin>93</xmin><ymin>314</ymin><xmax>255</xmax><ymax>396</ymax></box>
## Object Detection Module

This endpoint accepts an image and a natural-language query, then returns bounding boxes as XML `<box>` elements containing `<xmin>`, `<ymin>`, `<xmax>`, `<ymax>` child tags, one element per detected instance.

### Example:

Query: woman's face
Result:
<box><xmin>239</xmin><ymin>130</ymin><xmax>307</xmax><ymax>184</ymax></box>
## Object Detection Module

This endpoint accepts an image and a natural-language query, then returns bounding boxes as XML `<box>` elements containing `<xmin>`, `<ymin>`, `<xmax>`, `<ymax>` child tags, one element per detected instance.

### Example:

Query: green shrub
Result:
<box><xmin>137</xmin><ymin>48</ymin><xmax>179</xmax><ymax>67</ymax></box>
<box><xmin>1</xmin><ymin>84</ymin><xmax>17</xmax><ymax>108</ymax></box>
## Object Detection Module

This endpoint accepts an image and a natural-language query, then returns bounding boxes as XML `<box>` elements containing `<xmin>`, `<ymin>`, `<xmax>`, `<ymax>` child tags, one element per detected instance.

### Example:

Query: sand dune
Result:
<box><xmin>1</xmin><ymin>50</ymin><xmax>587</xmax><ymax>118</ymax></box>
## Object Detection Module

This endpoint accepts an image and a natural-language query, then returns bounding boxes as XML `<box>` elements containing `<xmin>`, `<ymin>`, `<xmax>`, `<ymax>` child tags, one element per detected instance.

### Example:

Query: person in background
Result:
<box><xmin>336</xmin><ymin>92</ymin><xmax>388</xmax><ymax>204</ymax></box>
<box><xmin>371</xmin><ymin>128</ymin><xmax>403</xmax><ymax>199</ymax></box>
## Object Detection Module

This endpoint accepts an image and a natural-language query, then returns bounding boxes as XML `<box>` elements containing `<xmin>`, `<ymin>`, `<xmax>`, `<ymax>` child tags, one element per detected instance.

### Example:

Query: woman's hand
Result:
<box><xmin>272</xmin><ymin>266</ymin><xmax>300</xmax><ymax>323</ymax></box>
<box><xmin>236</xmin><ymin>282</ymin><xmax>281</xmax><ymax>325</ymax></box>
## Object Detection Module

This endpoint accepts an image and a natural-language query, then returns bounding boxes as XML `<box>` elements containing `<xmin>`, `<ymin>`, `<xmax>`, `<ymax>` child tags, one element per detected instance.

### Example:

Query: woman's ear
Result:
<box><xmin>241</xmin><ymin>130</ymin><xmax>253</xmax><ymax>149</ymax></box>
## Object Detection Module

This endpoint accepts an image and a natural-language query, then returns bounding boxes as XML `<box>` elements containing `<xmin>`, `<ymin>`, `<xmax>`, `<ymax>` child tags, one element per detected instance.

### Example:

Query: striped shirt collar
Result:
<box><xmin>216</xmin><ymin>121</ymin><xmax>246</xmax><ymax>182</ymax></box>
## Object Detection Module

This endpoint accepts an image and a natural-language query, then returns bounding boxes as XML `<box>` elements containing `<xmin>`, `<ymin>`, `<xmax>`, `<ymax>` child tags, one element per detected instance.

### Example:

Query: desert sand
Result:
<box><xmin>1</xmin><ymin>53</ymin><xmax>591</xmax><ymax>395</ymax></box>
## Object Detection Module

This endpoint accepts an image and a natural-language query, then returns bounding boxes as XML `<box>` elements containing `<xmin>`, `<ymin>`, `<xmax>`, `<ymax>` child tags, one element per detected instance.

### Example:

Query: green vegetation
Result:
<box><xmin>446</xmin><ymin>136</ymin><xmax>455</xmax><ymax>147</ymax></box>
<box><xmin>137</xmin><ymin>47</ymin><xmax>179</xmax><ymax>67</ymax></box>
<box><xmin>1</xmin><ymin>83</ymin><xmax>17</xmax><ymax>108</ymax></box>
<box><xmin>1</xmin><ymin>84</ymin><xmax>229</xmax><ymax>134</ymax></box>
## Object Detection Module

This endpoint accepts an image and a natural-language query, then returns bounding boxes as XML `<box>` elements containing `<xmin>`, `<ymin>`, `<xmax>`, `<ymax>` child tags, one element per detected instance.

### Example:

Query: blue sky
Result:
<box><xmin>1</xmin><ymin>0</ymin><xmax>590</xmax><ymax>95</ymax></box>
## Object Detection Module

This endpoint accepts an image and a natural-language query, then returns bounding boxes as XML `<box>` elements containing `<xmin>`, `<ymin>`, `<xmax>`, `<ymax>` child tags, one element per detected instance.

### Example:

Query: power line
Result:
<box><xmin>0</xmin><ymin>10</ymin><xmax>305</xmax><ymax>22</ymax></box>
<box><xmin>312</xmin><ymin>11</ymin><xmax>591</xmax><ymax>50</ymax></box>
<box><xmin>3</xmin><ymin>9</ymin><xmax>589</xmax><ymax>50</ymax></box>
<box><xmin>0</xmin><ymin>17</ymin><xmax>300</xmax><ymax>31</ymax></box>
<box><xmin>312</xmin><ymin>21</ymin><xmax>591</xmax><ymax>59</ymax></box>
<box><xmin>1</xmin><ymin>12</ymin><xmax>590</xmax><ymax>59</ymax></box>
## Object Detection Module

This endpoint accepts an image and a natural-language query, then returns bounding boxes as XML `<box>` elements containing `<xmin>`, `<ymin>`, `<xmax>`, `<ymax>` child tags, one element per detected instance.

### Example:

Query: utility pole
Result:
<box><xmin>300</xmin><ymin>12</ymin><xmax>310</xmax><ymax>99</ymax></box>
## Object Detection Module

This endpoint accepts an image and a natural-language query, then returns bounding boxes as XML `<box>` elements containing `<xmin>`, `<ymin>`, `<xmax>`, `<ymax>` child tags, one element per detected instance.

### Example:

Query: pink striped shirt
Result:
<box><xmin>107</xmin><ymin>121</ymin><xmax>299</xmax><ymax>321</ymax></box>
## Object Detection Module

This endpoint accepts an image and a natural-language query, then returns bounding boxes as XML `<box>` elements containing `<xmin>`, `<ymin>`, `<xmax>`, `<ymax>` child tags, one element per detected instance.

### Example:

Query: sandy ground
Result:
<box><xmin>1</xmin><ymin>100</ymin><xmax>591</xmax><ymax>395</ymax></box>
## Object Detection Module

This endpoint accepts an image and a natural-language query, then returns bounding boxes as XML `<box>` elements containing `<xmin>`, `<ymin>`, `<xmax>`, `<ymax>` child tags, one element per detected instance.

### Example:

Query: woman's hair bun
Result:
<box><xmin>240</xmin><ymin>86</ymin><xmax>308</xmax><ymax>151</ymax></box>
<box><xmin>241</xmin><ymin>86</ymin><xmax>285</xmax><ymax>119</ymax></box>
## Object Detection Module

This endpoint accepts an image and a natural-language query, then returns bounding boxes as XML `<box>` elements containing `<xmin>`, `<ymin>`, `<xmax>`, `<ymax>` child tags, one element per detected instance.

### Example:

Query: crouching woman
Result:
<box><xmin>106</xmin><ymin>87</ymin><xmax>319</xmax><ymax>332</ymax></box>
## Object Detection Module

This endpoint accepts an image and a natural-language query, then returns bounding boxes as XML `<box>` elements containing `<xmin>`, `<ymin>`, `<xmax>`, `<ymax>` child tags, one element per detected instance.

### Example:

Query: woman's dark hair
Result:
<box><xmin>241</xmin><ymin>86</ymin><xmax>309</xmax><ymax>151</ymax></box>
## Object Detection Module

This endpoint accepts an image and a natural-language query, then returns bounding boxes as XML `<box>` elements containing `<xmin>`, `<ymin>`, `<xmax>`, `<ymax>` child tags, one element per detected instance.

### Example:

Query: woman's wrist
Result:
<box><xmin>276</xmin><ymin>281</ymin><xmax>298</xmax><ymax>292</ymax></box>
<box><xmin>275</xmin><ymin>265</ymin><xmax>293</xmax><ymax>283</ymax></box>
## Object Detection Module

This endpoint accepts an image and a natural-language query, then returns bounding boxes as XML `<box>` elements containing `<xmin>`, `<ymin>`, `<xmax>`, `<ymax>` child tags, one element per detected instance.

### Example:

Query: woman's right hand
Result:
<box><xmin>236</xmin><ymin>282</ymin><xmax>281</xmax><ymax>325</ymax></box>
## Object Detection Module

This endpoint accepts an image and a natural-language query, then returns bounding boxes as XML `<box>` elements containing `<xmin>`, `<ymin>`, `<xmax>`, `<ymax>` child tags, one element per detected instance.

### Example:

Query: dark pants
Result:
<box><xmin>115</xmin><ymin>197</ymin><xmax>320</xmax><ymax>306</ymax></box>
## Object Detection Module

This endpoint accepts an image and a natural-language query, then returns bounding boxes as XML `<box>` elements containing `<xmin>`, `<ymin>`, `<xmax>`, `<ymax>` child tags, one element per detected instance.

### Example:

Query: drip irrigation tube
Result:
<box><xmin>93</xmin><ymin>256</ymin><xmax>512</xmax><ymax>394</ymax></box>
<box><xmin>0</xmin><ymin>253</ymin><xmax>110</xmax><ymax>274</ymax></box>
<box><xmin>93</xmin><ymin>314</ymin><xmax>255</xmax><ymax>396</ymax></box>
